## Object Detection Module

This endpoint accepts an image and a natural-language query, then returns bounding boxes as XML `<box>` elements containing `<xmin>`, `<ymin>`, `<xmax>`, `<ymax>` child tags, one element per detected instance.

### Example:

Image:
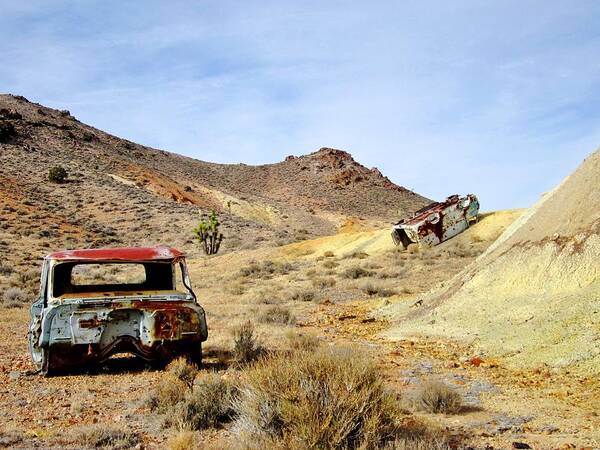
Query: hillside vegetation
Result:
<box><xmin>0</xmin><ymin>93</ymin><xmax>428</xmax><ymax>289</ymax></box>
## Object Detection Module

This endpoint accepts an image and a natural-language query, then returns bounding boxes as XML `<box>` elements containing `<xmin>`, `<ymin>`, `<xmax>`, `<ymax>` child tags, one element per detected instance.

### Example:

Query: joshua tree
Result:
<box><xmin>193</xmin><ymin>210</ymin><xmax>223</xmax><ymax>255</ymax></box>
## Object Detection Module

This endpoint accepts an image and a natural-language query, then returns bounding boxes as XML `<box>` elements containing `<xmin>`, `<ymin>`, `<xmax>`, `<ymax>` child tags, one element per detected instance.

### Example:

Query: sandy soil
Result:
<box><xmin>3</xmin><ymin>210</ymin><xmax>597</xmax><ymax>449</ymax></box>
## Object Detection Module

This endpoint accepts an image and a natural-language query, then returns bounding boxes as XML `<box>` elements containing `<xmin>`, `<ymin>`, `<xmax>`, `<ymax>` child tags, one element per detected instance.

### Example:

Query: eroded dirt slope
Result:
<box><xmin>382</xmin><ymin>147</ymin><xmax>600</xmax><ymax>374</ymax></box>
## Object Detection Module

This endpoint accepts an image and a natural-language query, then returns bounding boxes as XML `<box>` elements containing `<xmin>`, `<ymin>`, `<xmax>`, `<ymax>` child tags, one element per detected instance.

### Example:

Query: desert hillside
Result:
<box><xmin>381</xmin><ymin>147</ymin><xmax>600</xmax><ymax>374</ymax></box>
<box><xmin>0</xmin><ymin>93</ymin><xmax>429</xmax><ymax>278</ymax></box>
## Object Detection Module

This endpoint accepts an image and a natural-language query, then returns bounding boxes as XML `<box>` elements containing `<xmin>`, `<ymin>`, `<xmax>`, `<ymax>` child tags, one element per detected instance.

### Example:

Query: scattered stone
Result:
<box><xmin>9</xmin><ymin>371</ymin><xmax>21</xmax><ymax>380</ymax></box>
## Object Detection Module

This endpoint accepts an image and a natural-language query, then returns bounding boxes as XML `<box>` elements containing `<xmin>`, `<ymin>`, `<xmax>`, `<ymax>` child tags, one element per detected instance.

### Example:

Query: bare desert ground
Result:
<box><xmin>1</xmin><ymin>209</ymin><xmax>598</xmax><ymax>449</ymax></box>
<box><xmin>2</xmin><ymin>95</ymin><xmax>600</xmax><ymax>449</ymax></box>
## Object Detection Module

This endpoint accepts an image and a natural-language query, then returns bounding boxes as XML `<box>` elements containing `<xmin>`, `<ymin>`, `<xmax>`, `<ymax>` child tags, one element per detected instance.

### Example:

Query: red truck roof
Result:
<box><xmin>45</xmin><ymin>246</ymin><xmax>185</xmax><ymax>262</ymax></box>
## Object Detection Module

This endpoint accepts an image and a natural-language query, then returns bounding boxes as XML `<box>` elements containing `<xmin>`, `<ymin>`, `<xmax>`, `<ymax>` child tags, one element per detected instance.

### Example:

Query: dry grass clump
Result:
<box><xmin>146</xmin><ymin>375</ymin><xmax>188</xmax><ymax>412</ymax></box>
<box><xmin>285</xmin><ymin>330</ymin><xmax>321</xmax><ymax>352</ymax></box>
<box><xmin>167</xmin><ymin>431</ymin><xmax>198</xmax><ymax>450</ymax></box>
<box><xmin>239</xmin><ymin>260</ymin><xmax>294</xmax><ymax>279</ymax></box>
<box><xmin>323</xmin><ymin>250</ymin><xmax>335</xmax><ymax>257</ymax></box>
<box><xmin>258</xmin><ymin>305</ymin><xmax>296</xmax><ymax>325</ymax></box>
<box><xmin>342</xmin><ymin>266</ymin><xmax>372</xmax><ymax>279</ymax></box>
<box><xmin>446</xmin><ymin>243</ymin><xmax>480</xmax><ymax>258</ymax></box>
<box><xmin>387</xmin><ymin>418</ymin><xmax>458</xmax><ymax>449</ymax></box>
<box><xmin>311</xmin><ymin>276</ymin><xmax>336</xmax><ymax>289</ymax></box>
<box><xmin>2</xmin><ymin>287</ymin><xmax>27</xmax><ymax>307</ymax></box>
<box><xmin>377</xmin><ymin>269</ymin><xmax>406</xmax><ymax>279</ymax></box>
<box><xmin>322</xmin><ymin>259</ymin><xmax>339</xmax><ymax>269</ymax></box>
<box><xmin>233</xmin><ymin>321</ymin><xmax>265</xmax><ymax>365</ymax></box>
<box><xmin>18</xmin><ymin>267</ymin><xmax>40</xmax><ymax>285</ymax></box>
<box><xmin>228</xmin><ymin>282</ymin><xmax>245</xmax><ymax>295</ymax></box>
<box><xmin>166</xmin><ymin>357</ymin><xmax>198</xmax><ymax>388</ymax></box>
<box><xmin>290</xmin><ymin>289</ymin><xmax>315</xmax><ymax>302</ymax></box>
<box><xmin>0</xmin><ymin>263</ymin><xmax>13</xmax><ymax>276</ymax></box>
<box><xmin>232</xmin><ymin>347</ymin><xmax>400</xmax><ymax>449</ymax></box>
<box><xmin>344</xmin><ymin>251</ymin><xmax>369</xmax><ymax>259</ymax></box>
<box><xmin>413</xmin><ymin>380</ymin><xmax>463</xmax><ymax>414</ymax></box>
<box><xmin>363</xmin><ymin>282</ymin><xmax>397</xmax><ymax>298</ymax></box>
<box><xmin>70</xmin><ymin>424</ymin><xmax>140</xmax><ymax>449</ymax></box>
<box><xmin>164</xmin><ymin>374</ymin><xmax>237</xmax><ymax>431</ymax></box>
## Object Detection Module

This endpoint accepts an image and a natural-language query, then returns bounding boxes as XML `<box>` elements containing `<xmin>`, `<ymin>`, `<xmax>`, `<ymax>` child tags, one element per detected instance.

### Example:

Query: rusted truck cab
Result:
<box><xmin>28</xmin><ymin>246</ymin><xmax>207</xmax><ymax>376</ymax></box>
<box><xmin>392</xmin><ymin>194</ymin><xmax>480</xmax><ymax>249</ymax></box>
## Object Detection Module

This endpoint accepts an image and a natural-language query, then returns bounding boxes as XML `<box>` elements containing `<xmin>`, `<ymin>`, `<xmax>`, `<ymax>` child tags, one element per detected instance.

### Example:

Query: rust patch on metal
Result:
<box><xmin>392</xmin><ymin>194</ymin><xmax>480</xmax><ymax>249</ymax></box>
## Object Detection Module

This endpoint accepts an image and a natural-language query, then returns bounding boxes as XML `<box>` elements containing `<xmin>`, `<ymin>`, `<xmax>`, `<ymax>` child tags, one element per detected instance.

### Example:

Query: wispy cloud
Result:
<box><xmin>1</xmin><ymin>0</ymin><xmax>599</xmax><ymax>209</ymax></box>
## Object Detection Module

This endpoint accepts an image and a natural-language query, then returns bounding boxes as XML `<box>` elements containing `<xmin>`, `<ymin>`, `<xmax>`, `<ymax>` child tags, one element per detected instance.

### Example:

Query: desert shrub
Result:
<box><xmin>377</xmin><ymin>288</ymin><xmax>397</xmax><ymax>298</ymax></box>
<box><xmin>363</xmin><ymin>283</ymin><xmax>397</xmax><ymax>298</ymax></box>
<box><xmin>239</xmin><ymin>260</ymin><xmax>293</xmax><ymax>279</ymax></box>
<box><xmin>258</xmin><ymin>305</ymin><xmax>295</xmax><ymax>325</ymax></box>
<box><xmin>228</xmin><ymin>282</ymin><xmax>245</xmax><ymax>295</ymax></box>
<box><xmin>387</xmin><ymin>418</ymin><xmax>457</xmax><ymax>449</ymax></box>
<box><xmin>146</xmin><ymin>375</ymin><xmax>188</xmax><ymax>412</ymax></box>
<box><xmin>2</xmin><ymin>287</ymin><xmax>27</xmax><ymax>308</ymax></box>
<box><xmin>233</xmin><ymin>321</ymin><xmax>264</xmax><ymax>365</ymax></box>
<box><xmin>344</xmin><ymin>251</ymin><xmax>369</xmax><ymax>259</ymax></box>
<box><xmin>232</xmin><ymin>347</ymin><xmax>400</xmax><ymax>449</ymax></box>
<box><xmin>285</xmin><ymin>330</ymin><xmax>320</xmax><ymax>352</ymax></box>
<box><xmin>164</xmin><ymin>374</ymin><xmax>237</xmax><ymax>431</ymax></box>
<box><xmin>166</xmin><ymin>357</ymin><xmax>198</xmax><ymax>388</ymax></box>
<box><xmin>0</xmin><ymin>263</ymin><xmax>13</xmax><ymax>276</ymax></box>
<box><xmin>18</xmin><ymin>268</ymin><xmax>38</xmax><ymax>285</ymax></box>
<box><xmin>311</xmin><ymin>277</ymin><xmax>336</xmax><ymax>289</ymax></box>
<box><xmin>343</xmin><ymin>266</ymin><xmax>372</xmax><ymax>279</ymax></box>
<box><xmin>323</xmin><ymin>251</ymin><xmax>335</xmax><ymax>258</ymax></box>
<box><xmin>48</xmin><ymin>166</ymin><xmax>68</xmax><ymax>183</ymax></box>
<box><xmin>167</xmin><ymin>431</ymin><xmax>197</xmax><ymax>450</ymax></box>
<box><xmin>70</xmin><ymin>424</ymin><xmax>140</xmax><ymax>449</ymax></box>
<box><xmin>322</xmin><ymin>260</ymin><xmax>338</xmax><ymax>269</ymax></box>
<box><xmin>0</xmin><ymin>121</ymin><xmax>17</xmax><ymax>143</ymax></box>
<box><xmin>414</xmin><ymin>381</ymin><xmax>462</xmax><ymax>414</ymax></box>
<box><xmin>377</xmin><ymin>269</ymin><xmax>406</xmax><ymax>279</ymax></box>
<box><xmin>290</xmin><ymin>289</ymin><xmax>315</xmax><ymax>302</ymax></box>
<box><xmin>363</xmin><ymin>282</ymin><xmax>378</xmax><ymax>296</ymax></box>
<box><xmin>305</xmin><ymin>268</ymin><xmax>317</xmax><ymax>277</ymax></box>
<box><xmin>239</xmin><ymin>262</ymin><xmax>262</xmax><ymax>277</ymax></box>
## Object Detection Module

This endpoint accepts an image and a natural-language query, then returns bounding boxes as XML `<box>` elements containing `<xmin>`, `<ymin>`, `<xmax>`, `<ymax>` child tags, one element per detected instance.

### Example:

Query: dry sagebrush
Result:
<box><xmin>232</xmin><ymin>347</ymin><xmax>400</xmax><ymax>449</ymax></box>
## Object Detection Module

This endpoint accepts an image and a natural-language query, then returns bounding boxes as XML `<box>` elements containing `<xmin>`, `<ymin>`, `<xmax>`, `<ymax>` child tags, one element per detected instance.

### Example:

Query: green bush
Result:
<box><xmin>48</xmin><ymin>166</ymin><xmax>68</xmax><ymax>183</ymax></box>
<box><xmin>232</xmin><ymin>321</ymin><xmax>264</xmax><ymax>365</ymax></box>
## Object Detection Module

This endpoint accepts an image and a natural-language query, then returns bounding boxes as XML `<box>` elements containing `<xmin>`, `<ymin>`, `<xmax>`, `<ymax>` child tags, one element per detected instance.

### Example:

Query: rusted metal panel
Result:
<box><xmin>28</xmin><ymin>247</ymin><xmax>206</xmax><ymax>376</ymax></box>
<box><xmin>392</xmin><ymin>194</ymin><xmax>479</xmax><ymax>249</ymax></box>
<box><xmin>45</xmin><ymin>245</ymin><xmax>184</xmax><ymax>261</ymax></box>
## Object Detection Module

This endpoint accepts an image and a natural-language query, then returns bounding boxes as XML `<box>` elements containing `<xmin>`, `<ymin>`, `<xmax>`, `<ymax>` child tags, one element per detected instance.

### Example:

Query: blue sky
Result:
<box><xmin>2</xmin><ymin>1</ymin><xmax>599</xmax><ymax>210</ymax></box>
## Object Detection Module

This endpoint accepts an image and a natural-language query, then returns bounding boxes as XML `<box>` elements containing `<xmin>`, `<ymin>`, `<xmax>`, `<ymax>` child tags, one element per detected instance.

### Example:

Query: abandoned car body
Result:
<box><xmin>391</xmin><ymin>194</ymin><xmax>480</xmax><ymax>249</ymax></box>
<box><xmin>28</xmin><ymin>246</ymin><xmax>207</xmax><ymax>375</ymax></box>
